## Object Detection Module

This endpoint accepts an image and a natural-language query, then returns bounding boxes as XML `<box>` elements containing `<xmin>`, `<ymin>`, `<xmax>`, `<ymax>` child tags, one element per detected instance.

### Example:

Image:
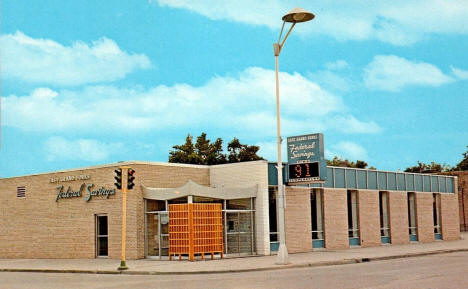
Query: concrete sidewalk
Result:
<box><xmin>1</xmin><ymin>233</ymin><xmax>467</xmax><ymax>275</ymax></box>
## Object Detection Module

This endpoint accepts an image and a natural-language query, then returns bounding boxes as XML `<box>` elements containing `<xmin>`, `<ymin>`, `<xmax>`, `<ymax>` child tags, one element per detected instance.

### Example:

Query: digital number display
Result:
<box><xmin>288</xmin><ymin>162</ymin><xmax>319</xmax><ymax>183</ymax></box>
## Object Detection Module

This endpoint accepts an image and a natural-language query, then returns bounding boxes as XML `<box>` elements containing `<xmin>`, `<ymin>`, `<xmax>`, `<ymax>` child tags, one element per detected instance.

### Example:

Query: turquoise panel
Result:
<box><xmin>368</xmin><ymin>171</ymin><xmax>377</xmax><ymax>190</ymax></box>
<box><xmin>325</xmin><ymin>167</ymin><xmax>334</xmax><ymax>188</ymax></box>
<box><xmin>407</xmin><ymin>174</ymin><xmax>415</xmax><ymax>191</ymax></box>
<box><xmin>388</xmin><ymin>173</ymin><xmax>396</xmax><ymax>190</ymax></box>
<box><xmin>431</xmin><ymin>176</ymin><xmax>439</xmax><ymax>192</ymax></box>
<box><xmin>447</xmin><ymin>178</ymin><xmax>454</xmax><ymax>193</ymax></box>
<box><xmin>415</xmin><ymin>175</ymin><xmax>423</xmax><ymax>191</ymax></box>
<box><xmin>268</xmin><ymin>163</ymin><xmax>287</xmax><ymax>186</ymax></box>
<box><xmin>397</xmin><ymin>174</ymin><xmax>406</xmax><ymax>191</ymax></box>
<box><xmin>335</xmin><ymin>168</ymin><xmax>346</xmax><ymax>188</ymax></box>
<box><xmin>423</xmin><ymin>175</ymin><xmax>431</xmax><ymax>192</ymax></box>
<box><xmin>346</xmin><ymin>169</ymin><xmax>357</xmax><ymax>189</ymax></box>
<box><xmin>349</xmin><ymin>237</ymin><xmax>360</xmax><ymax>246</ymax></box>
<box><xmin>270</xmin><ymin>242</ymin><xmax>279</xmax><ymax>251</ymax></box>
<box><xmin>381</xmin><ymin>236</ymin><xmax>391</xmax><ymax>244</ymax></box>
<box><xmin>409</xmin><ymin>234</ymin><xmax>418</xmax><ymax>242</ymax></box>
<box><xmin>378</xmin><ymin>172</ymin><xmax>387</xmax><ymax>190</ymax></box>
<box><xmin>357</xmin><ymin>170</ymin><xmax>367</xmax><ymax>189</ymax></box>
<box><xmin>438</xmin><ymin>177</ymin><xmax>446</xmax><ymax>193</ymax></box>
<box><xmin>435</xmin><ymin>233</ymin><xmax>442</xmax><ymax>240</ymax></box>
<box><xmin>312</xmin><ymin>239</ymin><xmax>325</xmax><ymax>248</ymax></box>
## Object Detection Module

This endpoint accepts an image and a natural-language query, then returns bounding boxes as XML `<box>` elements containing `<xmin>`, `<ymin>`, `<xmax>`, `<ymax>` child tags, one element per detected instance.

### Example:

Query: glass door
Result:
<box><xmin>225</xmin><ymin>211</ymin><xmax>254</xmax><ymax>254</ymax></box>
<box><xmin>96</xmin><ymin>215</ymin><xmax>108</xmax><ymax>257</ymax></box>
<box><xmin>146</xmin><ymin>212</ymin><xmax>169</xmax><ymax>258</ymax></box>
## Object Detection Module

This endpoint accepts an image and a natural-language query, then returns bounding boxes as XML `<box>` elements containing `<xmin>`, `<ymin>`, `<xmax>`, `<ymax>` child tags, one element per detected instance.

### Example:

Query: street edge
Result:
<box><xmin>1</xmin><ymin>248</ymin><xmax>467</xmax><ymax>275</ymax></box>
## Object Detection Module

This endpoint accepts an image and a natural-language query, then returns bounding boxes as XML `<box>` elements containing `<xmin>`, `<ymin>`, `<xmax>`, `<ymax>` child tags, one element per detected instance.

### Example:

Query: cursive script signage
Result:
<box><xmin>287</xmin><ymin>133</ymin><xmax>327</xmax><ymax>183</ymax></box>
<box><xmin>55</xmin><ymin>183</ymin><xmax>116</xmax><ymax>202</ymax></box>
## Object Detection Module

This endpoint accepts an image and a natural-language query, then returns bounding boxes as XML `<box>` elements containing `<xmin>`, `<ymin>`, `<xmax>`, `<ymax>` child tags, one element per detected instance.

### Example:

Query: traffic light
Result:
<box><xmin>114</xmin><ymin>168</ymin><xmax>122</xmax><ymax>190</ymax></box>
<box><xmin>127</xmin><ymin>168</ymin><xmax>135</xmax><ymax>190</ymax></box>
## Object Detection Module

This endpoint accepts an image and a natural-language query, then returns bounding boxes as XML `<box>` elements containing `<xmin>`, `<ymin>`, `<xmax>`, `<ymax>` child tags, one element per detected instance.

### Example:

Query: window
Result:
<box><xmin>17</xmin><ymin>186</ymin><xmax>26</xmax><ymax>198</ymax></box>
<box><xmin>310</xmin><ymin>189</ymin><xmax>324</xmax><ymax>248</ymax></box>
<box><xmin>268</xmin><ymin>187</ymin><xmax>279</xmax><ymax>251</ymax></box>
<box><xmin>96</xmin><ymin>215</ymin><xmax>108</xmax><ymax>257</ymax></box>
<box><xmin>408</xmin><ymin>192</ymin><xmax>418</xmax><ymax>241</ymax></box>
<box><xmin>379</xmin><ymin>191</ymin><xmax>390</xmax><ymax>243</ymax></box>
<box><xmin>347</xmin><ymin>190</ymin><xmax>360</xmax><ymax>246</ymax></box>
<box><xmin>433</xmin><ymin>193</ymin><xmax>442</xmax><ymax>239</ymax></box>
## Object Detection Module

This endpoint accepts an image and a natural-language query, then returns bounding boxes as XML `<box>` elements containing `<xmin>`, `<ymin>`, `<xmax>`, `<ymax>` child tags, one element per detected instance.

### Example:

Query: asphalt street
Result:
<box><xmin>1</xmin><ymin>251</ymin><xmax>467</xmax><ymax>289</ymax></box>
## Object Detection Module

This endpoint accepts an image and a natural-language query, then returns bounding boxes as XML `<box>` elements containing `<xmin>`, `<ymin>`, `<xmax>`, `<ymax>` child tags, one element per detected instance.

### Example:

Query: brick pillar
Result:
<box><xmin>358</xmin><ymin>190</ymin><xmax>381</xmax><ymax>247</ymax></box>
<box><xmin>284</xmin><ymin>187</ymin><xmax>313</xmax><ymax>253</ymax></box>
<box><xmin>323</xmin><ymin>189</ymin><xmax>349</xmax><ymax>249</ymax></box>
<box><xmin>441</xmin><ymin>193</ymin><xmax>461</xmax><ymax>240</ymax></box>
<box><xmin>415</xmin><ymin>193</ymin><xmax>435</xmax><ymax>243</ymax></box>
<box><xmin>388</xmin><ymin>191</ymin><xmax>409</xmax><ymax>245</ymax></box>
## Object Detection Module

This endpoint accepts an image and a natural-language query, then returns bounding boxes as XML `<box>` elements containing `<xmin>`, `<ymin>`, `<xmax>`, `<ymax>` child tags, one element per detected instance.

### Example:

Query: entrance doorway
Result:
<box><xmin>95</xmin><ymin>214</ymin><xmax>108</xmax><ymax>257</ymax></box>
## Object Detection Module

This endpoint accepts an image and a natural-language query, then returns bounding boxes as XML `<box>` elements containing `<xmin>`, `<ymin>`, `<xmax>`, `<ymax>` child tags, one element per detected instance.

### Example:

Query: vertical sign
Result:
<box><xmin>287</xmin><ymin>133</ymin><xmax>327</xmax><ymax>183</ymax></box>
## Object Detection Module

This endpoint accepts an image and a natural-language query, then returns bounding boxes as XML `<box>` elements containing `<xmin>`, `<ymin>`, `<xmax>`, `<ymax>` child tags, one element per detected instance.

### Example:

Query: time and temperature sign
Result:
<box><xmin>288</xmin><ymin>162</ymin><xmax>320</xmax><ymax>182</ymax></box>
<box><xmin>287</xmin><ymin>133</ymin><xmax>326</xmax><ymax>184</ymax></box>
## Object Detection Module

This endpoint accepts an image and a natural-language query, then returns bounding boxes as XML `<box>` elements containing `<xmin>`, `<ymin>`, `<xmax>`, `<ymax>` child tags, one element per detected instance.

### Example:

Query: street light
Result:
<box><xmin>274</xmin><ymin>7</ymin><xmax>314</xmax><ymax>265</ymax></box>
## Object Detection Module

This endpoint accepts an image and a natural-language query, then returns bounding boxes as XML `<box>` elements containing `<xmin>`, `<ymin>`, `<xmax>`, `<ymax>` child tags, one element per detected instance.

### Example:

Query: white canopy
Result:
<box><xmin>142</xmin><ymin>180</ymin><xmax>258</xmax><ymax>200</ymax></box>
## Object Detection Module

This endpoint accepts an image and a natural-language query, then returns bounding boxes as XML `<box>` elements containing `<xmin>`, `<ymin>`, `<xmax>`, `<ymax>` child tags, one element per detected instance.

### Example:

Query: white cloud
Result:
<box><xmin>153</xmin><ymin>0</ymin><xmax>468</xmax><ymax>45</ymax></box>
<box><xmin>2</xmin><ymin>67</ymin><xmax>380</xmax><ymax>137</ymax></box>
<box><xmin>330</xmin><ymin>141</ymin><xmax>369</xmax><ymax>161</ymax></box>
<box><xmin>1</xmin><ymin>31</ymin><xmax>151</xmax><ymax>86</ymax></box>
<box><xmin>451</xmin><ymin>66</ymin><xmax>468</xmax><ymax>80</ymax></box>
<box><xmin>364</xmin><ymin>55</ymin><xmax>454</xmax><ymax>91</ymax></box>
<box><xmin>44</xmin><ymin>137</ymin><xmax>123</xmax><ymax>162</ymax></box>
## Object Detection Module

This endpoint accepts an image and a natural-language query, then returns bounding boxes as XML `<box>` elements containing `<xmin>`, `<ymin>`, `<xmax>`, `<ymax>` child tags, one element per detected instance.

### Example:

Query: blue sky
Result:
<box><xmin>1</xmin><ymin>0</ymin><xmax>467</xmax><ymax>177</ymax></box>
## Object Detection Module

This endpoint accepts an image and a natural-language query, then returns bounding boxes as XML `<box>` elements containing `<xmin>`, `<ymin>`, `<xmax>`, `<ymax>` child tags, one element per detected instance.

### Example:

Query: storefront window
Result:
<box><xmin>347</xmin><ymin>190</ymin><xmax>360</xmax><ymax>246</ymax></box>
<box><xmin>310</xmin><ymin>189</ymin><xmax>324</xmax><ymax>248</ymax></box>
<box><xmin>408</xmin><ymin>192</ymin><xmax>418</xmax><ymax>241</ymax></box>
<box><xmin>433</xmin><ymin>193</ymin><xmax>442</xmax><ymax>239</ymax></box>
<box><xmin>268</xmin><ymin>187</ymin><xmax>279</xmax><ymax>250</ymax></box>
<box><xmin>379</xmin><ymin>191</ymin><xmax>390</xmax><ymax>243</ymax></box>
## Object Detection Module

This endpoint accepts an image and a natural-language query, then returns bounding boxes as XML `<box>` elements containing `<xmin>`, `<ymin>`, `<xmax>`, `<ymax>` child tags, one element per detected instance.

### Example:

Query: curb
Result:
<box><xmin>1</xmin><ymin>248</ymin><xmax>467</xmax><ymax>275</ymax></box>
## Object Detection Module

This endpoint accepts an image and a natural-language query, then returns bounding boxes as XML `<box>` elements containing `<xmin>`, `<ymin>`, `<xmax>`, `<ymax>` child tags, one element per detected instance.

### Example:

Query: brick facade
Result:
<box><xmin>415</xmin><ymin>193</ymin><xmax>435</xmax><ymax>243</ymax></box>
<box><xmin>284</xmin><ymin>187</ymin><xmax>313</xmax><ymax>253</ymax></box>
<box><xmin>445</xmin><ymin>171</ymin><xmax>468</xmax><ymax>231</ymax></box>
<box><xmin>323</xmin><ymin>189</ymin><xmax>349</xmax><ymax>249</ymax></box>
<box><xmin>357</xmin><ymin>190</ymin><xmax>381</xmax><ymax>247</ymax></box>
<box><xmin>440</xmin><ymin>193</ymin><xmax>461</xmax><ymax>240</ymax></box>
<box><xmin>388</xmin><ymin>191</ymin><xmax>409</xmax><ymax>245</ymax></box>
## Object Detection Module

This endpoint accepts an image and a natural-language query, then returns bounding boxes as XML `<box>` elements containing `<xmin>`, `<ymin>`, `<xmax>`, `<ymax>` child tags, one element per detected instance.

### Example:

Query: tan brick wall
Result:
<box><xmin>415</xmin><ymin>193</ymin><xmax>435</xmax><ymax>243</ymax></box>
<box><xmin>358</xmin><ymin>190</ymin><xmax>381</xmax><ymax>247</ymax></box>
<box><xmin>284</xmin><ymin>187</ymin><xmax>313</xmax><ymax>253</ymax></box>
<box><xmin>209</xmin><ymin>160</ymin><xmax>269</xmax><ymax>255</ymax></box>
<box><xmin>388</xmin><ymin>191</ymin><xmax>409</xmax><ymax>245</ymax></box>
<box><xmin>441</xmin><ymin>193</ymin><xmax>461</xmax><ymax>240</ymax></box>
<box><xmin>323</xmin><ymin>189</ymin><xmax>349</xmax><ymax>249</ymax></box>
<box><xmin>0</xmin><ymin>162</ymin><xmax>209</xmax><ymax>259</ymax></box>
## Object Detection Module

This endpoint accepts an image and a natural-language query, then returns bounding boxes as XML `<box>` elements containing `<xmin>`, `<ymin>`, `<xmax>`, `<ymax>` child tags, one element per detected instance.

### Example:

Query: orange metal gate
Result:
<box><xmin>169</xmin><ymin>203</ymin><xmax>224</xmax><ymax>261</ymax></box>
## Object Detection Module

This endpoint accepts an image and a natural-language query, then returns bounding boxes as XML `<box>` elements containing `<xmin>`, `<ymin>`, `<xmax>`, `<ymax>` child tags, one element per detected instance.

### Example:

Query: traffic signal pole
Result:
<box><xmin>118</xmin><ymin>166</ymin><xmax>129</xmax><ymax>270</ymax></box>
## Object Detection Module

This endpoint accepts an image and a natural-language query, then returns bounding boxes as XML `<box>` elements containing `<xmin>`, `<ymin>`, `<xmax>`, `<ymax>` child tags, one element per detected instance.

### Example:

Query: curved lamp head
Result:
<box><xmin>282</xmin><ymin>7</ymin><xmax>315</xmax><ymax>23</ymax></box>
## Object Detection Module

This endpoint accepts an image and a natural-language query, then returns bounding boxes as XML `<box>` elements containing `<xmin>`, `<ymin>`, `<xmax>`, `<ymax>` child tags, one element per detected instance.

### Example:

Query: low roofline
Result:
<box><xmin>0</xmin><ymin>160</ymin><xmax>269</xmax><ymax>180</ymax></box>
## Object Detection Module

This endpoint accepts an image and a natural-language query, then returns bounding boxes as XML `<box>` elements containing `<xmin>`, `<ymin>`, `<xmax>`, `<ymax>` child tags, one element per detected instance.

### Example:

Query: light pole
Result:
<box><xmin>274</xmin><ymin>7</ymin><xmax>314</xmax><ymax>265</ymax></box>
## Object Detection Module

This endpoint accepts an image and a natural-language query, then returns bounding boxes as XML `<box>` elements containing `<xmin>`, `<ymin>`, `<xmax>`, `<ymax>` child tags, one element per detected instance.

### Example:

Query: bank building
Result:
<box><xmin>0</xmin><ymin>135</ymin><xmax>460</xmax><ymax>260</ymax></box>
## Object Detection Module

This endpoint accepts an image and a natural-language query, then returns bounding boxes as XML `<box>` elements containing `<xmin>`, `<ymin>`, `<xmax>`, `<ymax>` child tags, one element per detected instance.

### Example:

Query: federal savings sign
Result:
<box><xmin>55</xmin><ymin>183</ymin><xmax>116</xmax><ymax>202</ymax></box>
<box><xmin>287</xmin><ymin>133</ymin><xmax>327</xmax><ymax>183</ymax></box>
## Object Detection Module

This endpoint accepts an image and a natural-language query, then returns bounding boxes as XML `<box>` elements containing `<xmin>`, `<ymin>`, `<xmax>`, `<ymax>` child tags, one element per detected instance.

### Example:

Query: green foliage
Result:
<box><xmin>169</xmin><ymin>133</ymin><xmax>263</xmax><ymax>165</ymax></box>
<box><xmin>454</xmin><ymin>146</ymin><xmax>468</xmax><ymax>171</ymax></box>
<box><xmin>404</xmin><ymin>161</ymin><xmax>452</xmax><ymax>173</ymax></box>
<box><xmin>326</xmin><ymin>156</ymin><xmax>374</xmax><ymax>169</ymax></box>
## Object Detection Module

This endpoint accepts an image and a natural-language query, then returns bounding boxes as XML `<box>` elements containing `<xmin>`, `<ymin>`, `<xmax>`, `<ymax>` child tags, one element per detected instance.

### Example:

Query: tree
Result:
<box><xmin>227</xmin><ymin>138</ymin><xmax>263</xmax><ymax>163</ymax></box>
<box><xmin>404</xmin><ymin>161</ymin><xmax>451</xmax><ymax>174</ymax></box>
<box><xmin>326</xmin><ymin>156</ymin><xmax>375</xmax><ymax>169</ymax></box>
<box><xmin>169</xmin><ymin>133</ymin><xmax>263</xmax><ymax>165</ymax></box>
<box><xmin>454</xmin><ymin>146</ymin><xmax>468</xmax><ymax>171</ymax></box>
